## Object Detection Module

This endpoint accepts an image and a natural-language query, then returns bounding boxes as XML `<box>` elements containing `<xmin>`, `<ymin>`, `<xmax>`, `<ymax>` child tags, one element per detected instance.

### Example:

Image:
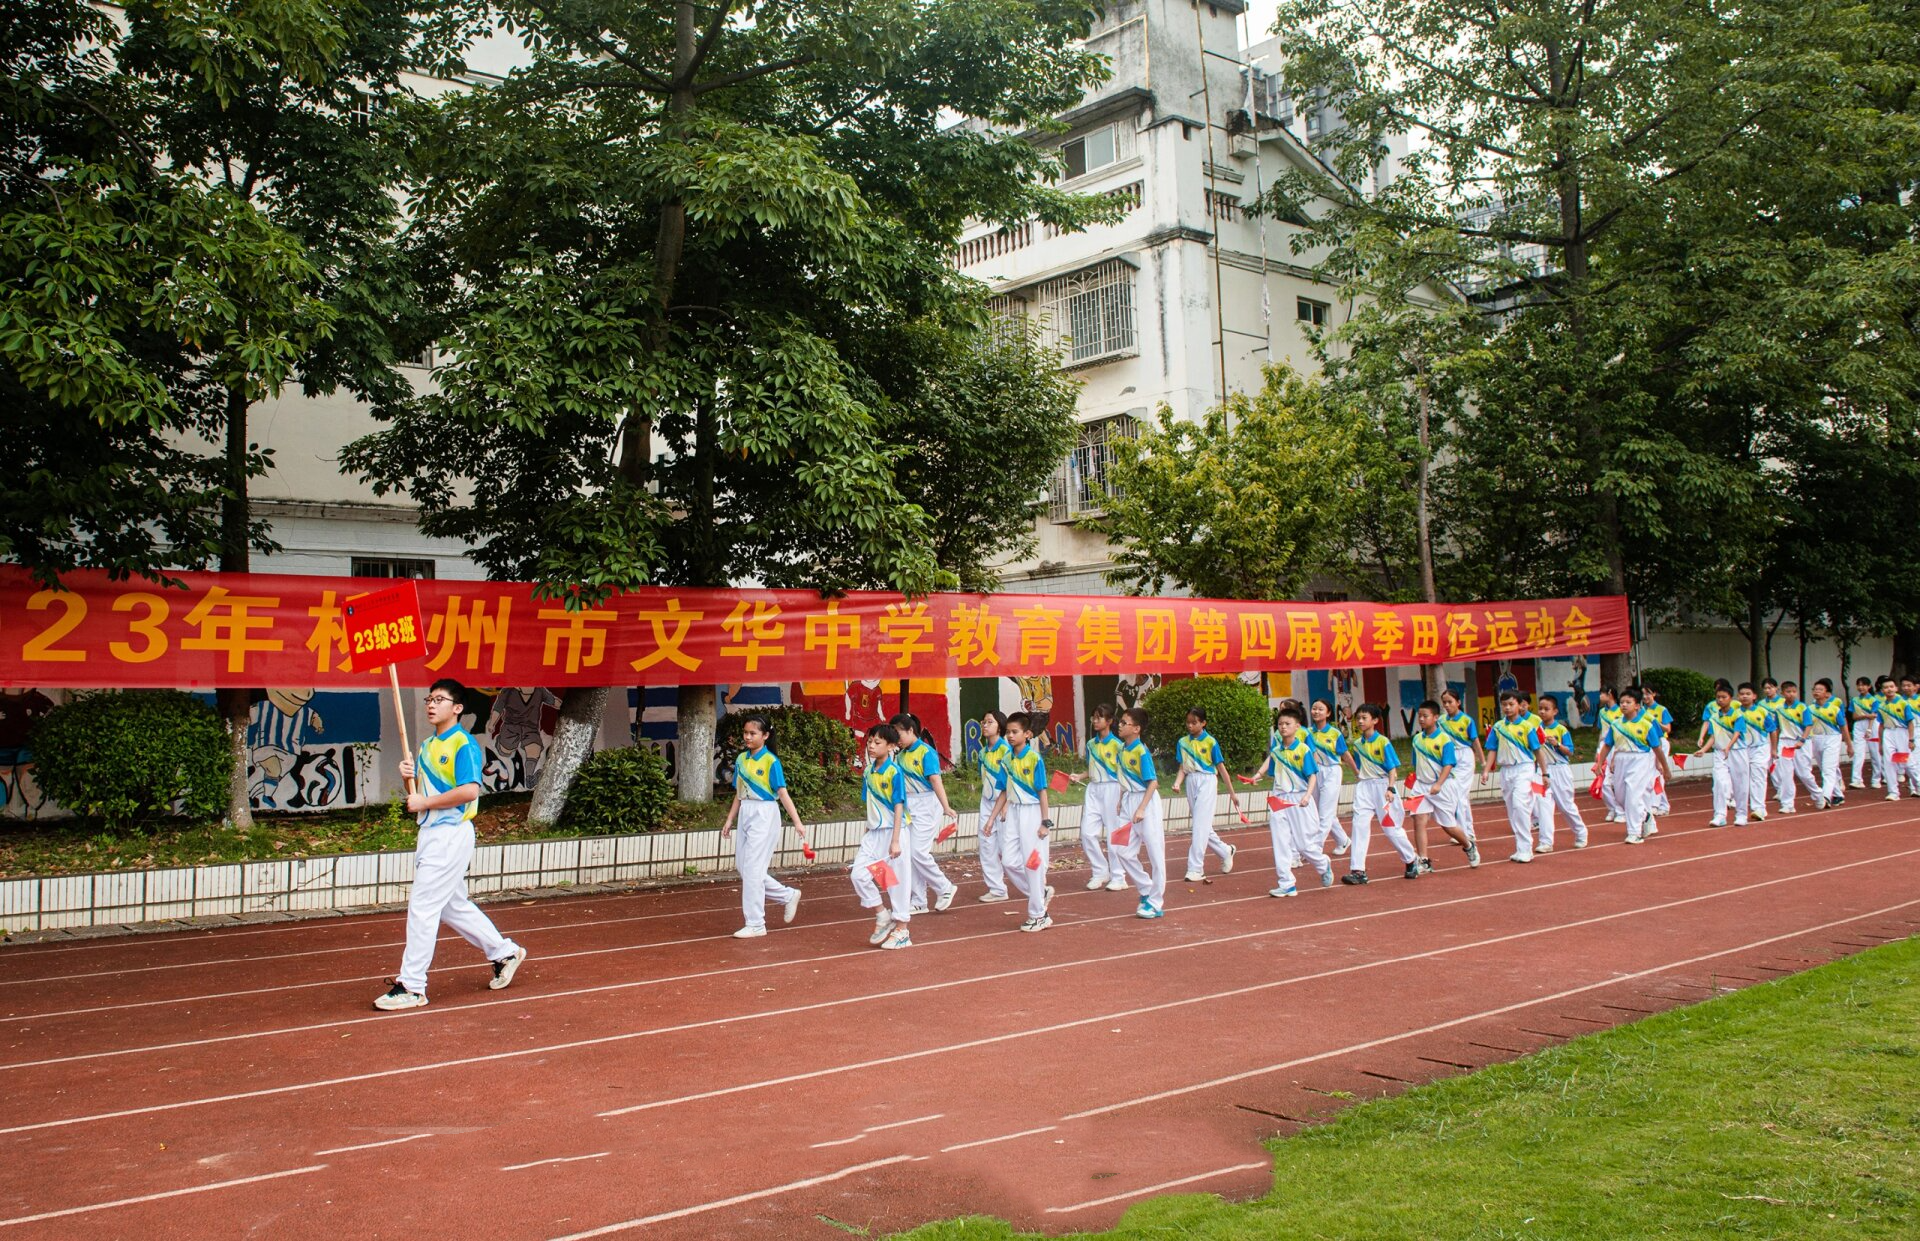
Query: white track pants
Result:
<box><xmin>734</xmin><ymin>801</ymin><xmax>799</xmax><ymax>929</ymax></box>
<box><xmin>1269</xmin><ymin>802</ymin><xmax>1329</xmax><ymax>884</ymax></box>
<box><xmin>1449</xmin><ymin>766</ymin><xmax>1477</xmax><ymax>840</ymax></box>
<box><xmin>1082</xmin><ymin>782</ymin><xmax>1122</xmax><ymax>882</ymax></box>
<box><xmin>1711</xmin><ymin>748</ymin><xmax>1748</xmax><ymax>824</ymax></box>
<box><xmin>851</xmin><ymin>825</ymin><xmax>914</xmax><ymax>923</ymax></box>
<box><xmin>906</xmin><ymin>792</ymin><xmax>956</xmax><ymax>907</ymax></box>
<box><xmin>1852</xmin><ymin>721</ymin><xmax>1881</xmax><ymax>786</ymax></box>
<box><xmin>1738</xmin><ymin>746</ymin><xmax>1769</xmax><ymax>817</ymax></box>
<box><xmin>1542</xmin><ymin>765</ymin><xmax>1587</xmax><ymax>846</ymax></box>
<box><xmin>1183</xmin><ymin>772</ymin><xmax>1233</xmax><ymax>874</ymax></box>
<box><xmin>997</xmin><ymin>803</ymin><xmax>1051</xmax><ymax>920</ymax></box>
<box><xmin>1314</xmin><ymin>767</ymin><xmax>1349</xmax><ymax>850</ymax></box>
<box><xmin>1774</xmin><ymin>743</ymin><xmax>1802</xmax><ymax>810</ymax></box>
<box><xmin>1801</xmin><ymin>735</ymin><xmax>1841</xmax><ymax>805</ymax></box>
<box><xmin>1113</xmin><ymin>789</ymin><xmax>1167</xmax><ymax>909</ymax></box>
<box><xmin>1347</xmin><ymin>778</ymin><xmax>1415</xmax><ymax>872</ymax></box>
<box><xmin>1499</xmin><ymin>766</ymin><xmax>1547</xmax><ymax>859</ymax></box>
<box><xmin>398</xmin><ymin>822</ymin><xmax>519</xmax><ymax>995</ymax></box>
<box><xmin>977</xmin><ymin>788</ymin><xmax>1007</xmax><ymax>898</ymax></box>
<box><xmin>1615</xmin><ymin>751</ymin><xmax>1657</xmax><ymax>840</ymax></box>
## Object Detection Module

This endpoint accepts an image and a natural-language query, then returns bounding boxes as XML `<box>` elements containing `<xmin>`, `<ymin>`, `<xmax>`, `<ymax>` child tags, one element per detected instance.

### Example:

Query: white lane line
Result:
<box><xmin>863</xmin><ymin>1113</ymin><xmax>943</xmax><ymax>1133</ymax></box>
<box><xmin>1062</xmin><ymin>894</ymin><xmax>1920</xmax><ymax>1119</ymax></box>
<box><xmin>807</xmin><ymin>1134</ymin><xmax>865</xmax><ymax>1149</ymax></box>
<box><xmin>595</xmin><ymin>846</ymin><xmax>1920</xmax><ymax>1119</ymax></box>
<box><xmin>546</xmin><ymin>1155</ymin><xmax>914</xmax><ymax>1239</ymax></box>
<box><xmin>504</xmin><ymin>1153</ymin><xmax>610</xmax><ymax>1172</ymax></box>
<box><xmin>0</xmin><ymin>1165</ymin><xmax>327</xmax><ymax>1229</ymax></box>
<box><xmin>940</xmin><ymin>1126</ymin><xmax>1056</xmax><ymax>1153</ymax></box>
<box><xmin>313</xmin><ymin>1132</ymin><xmax>434</xmax><ymax>1156</ymax></box>
<box><xmin>1</xmin><ymin>810</ymin><xmax>1876</xmax><ymax>1067</ymax></box>
<box><xmin>0</xmin><ymin>831</ymin><xmax>1900</xmax><ymax>1135</ymax></box>
<box><xmin>1043</xmin><ymin>1162</ymin><xmax>1271</xmax><ymax>1214</ymax></box>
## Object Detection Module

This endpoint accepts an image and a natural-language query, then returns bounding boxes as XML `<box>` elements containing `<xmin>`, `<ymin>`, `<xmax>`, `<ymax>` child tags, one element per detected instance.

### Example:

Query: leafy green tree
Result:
<box><xmin>1100</xmin><ymin>364</ymin><xmax>1397</xmax><ymax>602</ymax></box>
<box><xmin>347</xmin><ymin>0</ymin><xmax>1106</xmax><ymax>819</ymax></box>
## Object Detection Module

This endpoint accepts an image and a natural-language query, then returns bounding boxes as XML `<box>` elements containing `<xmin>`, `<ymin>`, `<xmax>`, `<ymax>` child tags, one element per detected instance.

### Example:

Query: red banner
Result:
<box><xmin>0</xmin><ymin>569</ymin><xmax>1628</xmax><ymax>689</ymax></box>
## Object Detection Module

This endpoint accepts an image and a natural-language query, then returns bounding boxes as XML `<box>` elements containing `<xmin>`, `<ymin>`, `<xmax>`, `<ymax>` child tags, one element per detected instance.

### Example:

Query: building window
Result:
<box><xmin>399</xmin><ymin>344</ymin><xmax>435</xmax><ymax>369</ymax></box>
<box><xmin>1049</xmin><ymin>415</ymin><xmax>1140</xmax><ymax>522</ymax></box>
<box><xmin>1297</xmin><ymin>297</ymin><xmax>1328</xmax><ymax>327</ymax></box>
<box><xmin>351</xmin><ymin>557</ymin><xmax>436</xmax><ymax>580</ymax></box>
<box><xmin>1036</xmin><ymin>260</ymin><xmax>1138</xmax><ymax>367</ymax></box>
<box><xmin>1061</xmin><ymin>123</ymin><xmax>1130</xmax><ymax>180</ymax></box>
<box><xmin>346</xmin><ymin>90</ymin><xmax>374</xmax><ymax>130</ymax></box>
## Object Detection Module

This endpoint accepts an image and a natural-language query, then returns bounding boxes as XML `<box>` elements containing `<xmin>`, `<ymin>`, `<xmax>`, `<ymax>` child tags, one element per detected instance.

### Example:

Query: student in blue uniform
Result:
<box><xmin>1343</xmin><ymin>704</ymin><xmax>1418</xmax><ymax>883</ymax></box>
<box><xmin>1111</xmin><ymin>707</ymin><xmax>1168</xmax><ymax>918</ymax></box>
<box><xmin>852</xmin><ymin>723</ymin><xmax>915</xmax><ymax>949</ymax></box>
<box><xmin>1438</xmin><ymin>689</ymin><xmax>1482</xmax><ymax>845</ymax></box>
<box><xmin>1069</xmin><ymin>704</ymin><xmax>1128</xmax><ymax>891</ymax></box>
<box><xmin>1172</xmin><ymin>708</ymin><xmax>1239</xmax><ymax>881</ymax></box>
<box><xmin>1248</xmin><ymin>703</ymin><xmax>1330</xmax><ymax>896</ymax></box>
<box><xmin>974</xmin><ymin>710</ymin><xmax>1014</xmax><ymax>903</ymax></box>
<box><xmin>1597</xmin><ymin>686</ymin><xmax>1669</xmax><ymax>844</ymax></box>
<box><xmin>1535</xmin><ymin>695</ymin><xmax>1588</xmax><ymax>848</ymax></box>
<box><xmin>1849</xmin><ymin>676</ymin><xmax>1883</xmax><ymax>790</ymax></box>
<box><xmin>719</xmin><ymin>715</ymin><xmax>810</xmax><ymax>939</ymax></box>
<box><xmin>983</xmin><ymin>712</ymin><xmax>1057</xmax><ymax>932</ymax></box>
<box><xmin>1696</xmin><ymin>680</ymin><xmax>1748</xmax><ymax>827</ymax></box>
<box><xmin>890</xmin><ymin>713</ymin><xmax>959</xmax><ymax>915</ymax></box>
<box><xmin>1482</xmin><ymin>690</ymin><xmax>1548</xmax><ymax>862</ymax></box>
<box><xmin>1305</xmin><ymin>699</ymin><xmax>1352</xmax><ymax>856</ymax></box>
<box><xmin>377</xmin><ymin>679</ymin><xmax>526</xmax><ymax>1011</ymax></box>
<box><xmin>1802</xmin><ymin>679</ymin><xmax>1850</xmax><ymax>809</ymax></box>
<box><xmin>1409</xmin><ymin>700</ymin><xmax>1480</xmax><ymax>871</ymax></box>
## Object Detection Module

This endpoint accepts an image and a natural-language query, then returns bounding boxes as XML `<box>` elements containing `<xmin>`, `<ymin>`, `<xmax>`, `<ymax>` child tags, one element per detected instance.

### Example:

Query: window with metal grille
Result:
<box><xmin>1036</xmin><ymin>261</ymin><xmax>1137</xmax><ymax>366</ymax></box>
<box><xmin>351</xmin><ymin>558</ymin><xmax>436</xmax><ymax>580</ymax></box>
<box><xmin>1049</xmin><ymin>415</ymin><xmax>1139</xmax><ymax>522</ymax></box>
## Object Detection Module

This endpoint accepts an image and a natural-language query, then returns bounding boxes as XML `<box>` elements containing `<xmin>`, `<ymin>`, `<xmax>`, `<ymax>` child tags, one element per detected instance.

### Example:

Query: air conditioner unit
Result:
<box><xmin>1229</xmin><ymin>131</ymin><xmax>1256</xmax><ymax>158</ymax></box>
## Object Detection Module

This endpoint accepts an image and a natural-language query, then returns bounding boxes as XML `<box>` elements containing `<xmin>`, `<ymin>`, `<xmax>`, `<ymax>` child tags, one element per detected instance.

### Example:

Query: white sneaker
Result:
<box><xmin>1625</xmin><ymin>833</ymin><xmax>1643</xmax><ymax>845</ymax></box>
<box><xmin>1268</xmin><ymin>884</ymin><xmax>1298</xmax><ymax>898</ymax></box>
<box><xmin>1043</xmin><ymin>884</ymin><xmax>1056</xmax><ymax>911</ymax></box>
<box><xmin>869</xmin><ymin>913</ymin><xmax>894</xmax><ymax>945</ymax></box>
<box><xmin>488</xmin><ymin>946</ymin><xmax>528</xmax><ymax>991</ymax></box>
<box><xmin>1752</xmin><ymin>811</ymin><xmax>1766</xmax><ymax>822</ymax></box>
<box><xmin>1573</xmin><ymin>836</ymin><xmax>1588</xmax><ymax>849</ymax></box>
<box><xmin>1184</xmin><ymin>870</ymin><xmax>1204</xmax><ymax>883</ymax></box>
<box><xmin>1510</xmin><ymin>854</ymin><xmax>1531</xmax><ymax>864</ymax></box>
<box><xmin>1606</xmin><ymin>812</ymin><xmax>1621</xmax><ymax>823</ymax></box>
<box><xmin>1332</xmin><ymin>842</ymin><xmax>1350</xmax><ymax>857</ymax></box>
<box><xmin>783</xmin><ymin>890</ymin><xmax>802</xmax><ymax>924</ymax></box>
<box><xmin>879</xmin><ymin>927</ymin><xmax>913</xmax><ymax>950</ymax></box>
<box><xmin>1709</xmin><ymin>819</ymin><xmax>1727</xmax><ymax>828</ymax></box>
<box><xmin>1019</xmin><ymin>915</ymin><xmax>1053</xmax><ymax>933</ymax></box>
<box><xmin>1644</xmin><ymin>819</ymin><xmax>1658</xmax><ymax>837</ymax></box>
<box><xmin>374</xmin><ymin>983</ymin><xmax>428</xmax><ymax>1011</ymax></box>
<box><xmin>977</xmin><ymin>891</ymin><xmax>1010</xmax><ymax>903</ymax></box>
<box><xmin>1852</xmin><ymin>779</ymin><xmax>1865</xmax><ymax>789</ymax></box>
<box><xmin>1105</xmin><ymin>877</ymin><xmax>1129</xmax><ymax>892</ymax></box>
<box><xmin>1086</xmin><ymin>876</ymin><xmax>1109</xmax><ymax>891</ymax></box>
<box><xmin>733</xmin><ymin>925</ymin><xmax>767</xmax><ymax>939</ymax></box>
<box><xmin>1222</xmin><ymin>845</ymin><xmax>1238</xmax><ymax>874</ymax></box>
<box><xmin>934</xmin><ymin>886</ymin><xmax>957</xmax><ymax>912</ymax></box>
<box><xmin>911</xmin><ymin>903</ymin><xmax>929</xmax><ymax>915</ymax></box>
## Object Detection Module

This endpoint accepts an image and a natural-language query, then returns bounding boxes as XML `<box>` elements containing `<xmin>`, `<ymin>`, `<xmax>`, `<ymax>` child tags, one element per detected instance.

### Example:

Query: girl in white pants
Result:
<box><xmin>1173</xmin><ymin>710</ymin><xmax>1238</xmax><ymax>881</ymax></box>
<box><xmin>1342</xmin><ymin>706</ymin><xmax>1417</xmax><ymax>883</ymax></box>
<box><xmin>1306</xmin><ymin>701</ymin><xmax>1352</xmax><ymax>854</ymax></box>
<box><xmin>1439</xmin><ymin>692</ymin><xmax>1483</xmax><ymax>844</ymax></box>
<box><xmin>1849</xmin><ymin>679</ymin><xmax>1882</xmax><ymax>788</ymax></box>
<box><xmin>1484</xmin><ymin>692</ymin><xmax>1548</xmax><ymax>862</ymax></box>
<box><xmin>1803</xmin><ymin>681</ymin><xmax>1849</xmax><ymax>808</ymax></box>
<box><xmin>1073</xmin><ymin>705</ymin><xmax>1127</xmax><ymax>890</ymax></box>
<box><xmin>1112</xmin><ymin>708</ymin><xmax>1168</xmax><ymax>916</ymax></box>
<box><xmin>719</xmin><ymin>716</ymin><xmax>810</xmax><ymax>938</ymax></box>
<box><xmin>1733</xmin><ymin>684</ymin><xmax>1775</xmax><ymax>821</ymax></box>
<box><xmin>891</xmin><ymin>714</ymin><xmax>959</xmax><ymax>913</ymax></box>
<box><xmin>852</xmin><ymin>725</ymin><xmax>915</xmax><ymax>949</ymax></box>
<box><xmin>1535</xmin><ymin>698</ymin><xmax>1588</xmax><ymax>848</ymax></box>
<box><xmin>1249</xmin><ymin>705</ymin><xmax>1330</xmax><ymax>895</ymax></box>
<box><xmin>1597</xmin><ymin>689</ymin><xmax>1668</xmax><ymax>845</ymax></box>
<box><xmin>1773</xmin><ymin>686</ymin><xmax>1809</xmax><ymax>813</ymax></box>
<box><xmin>1699</xmin><ymin>686</ymin><xmax>1748</xmax><ymax>826</ymax></box>
<box><xmin>974</xmin><ymin>711</ymin><xmax>1012</xmax><ymax>902</ymax></box>
<box><xmin>983</xmin><ymin>713</ymin><xmax>1056</xmax><ymax>932</ymax></box>
<box><xmin>379</xmin><ymin>681</ymin><xmax>525</xmax><ymax>1011</ymax></box>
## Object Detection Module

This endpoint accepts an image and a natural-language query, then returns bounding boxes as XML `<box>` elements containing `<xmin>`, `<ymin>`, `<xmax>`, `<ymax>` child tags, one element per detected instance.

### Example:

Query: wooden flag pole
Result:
<box><xmin>390</xmin><ymin>665</ymin><xmax>416</xmax><ymax>796</ymax></box>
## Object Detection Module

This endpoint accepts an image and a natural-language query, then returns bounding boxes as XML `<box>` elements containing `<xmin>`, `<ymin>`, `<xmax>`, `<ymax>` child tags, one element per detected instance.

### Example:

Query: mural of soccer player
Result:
<box><xmin>1011</xmin><ymin>674</ymin><xmax>1056</xmax><ymax>751</ymax></box>
<box><xmin>0</xmin><ymin>687</ymin><xmax>55</xmax><ymax>818</ymax></box>
<box><xmin>249</xmin><ymin>688</ymin><xmax>325</xmax><ymax>809</ymax></box>
<box><xmin>486</xmin><ymin>686</ymin><xmax>560</xmax><ymax>789</ymax></box>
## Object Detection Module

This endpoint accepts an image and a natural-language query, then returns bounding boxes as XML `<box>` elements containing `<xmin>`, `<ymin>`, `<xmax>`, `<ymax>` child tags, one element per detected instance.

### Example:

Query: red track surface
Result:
<box><xmin>2</xmin><ymin>785</ymin><xmax>1916</xmax><ymax>1239</ymax></box>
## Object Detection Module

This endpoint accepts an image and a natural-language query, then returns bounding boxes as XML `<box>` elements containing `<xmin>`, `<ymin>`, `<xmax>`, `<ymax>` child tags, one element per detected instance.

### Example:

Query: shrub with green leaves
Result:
<box><xmin>1640</xmin><ymin>667</ymin><xmax>1717</xmax><ymax>729</ymax></box>
<box><xmin>717</xmin><ymin>706</ymin><xmax>860</xmax><ymax>818</ymax></box>
<box><xmin>1140</xmin><ymin>677</ymin><xmax>1272</xmax><ymax>771</ymax></box>
<box><xmin>29</xmin><ymin>690</ymin><xmax>229</xmax><ymax>829</ymax></box>
<box><xmin>558</xmin><ymin>745</ymin><xmax>673</xmax><ymax>833</ymax></box>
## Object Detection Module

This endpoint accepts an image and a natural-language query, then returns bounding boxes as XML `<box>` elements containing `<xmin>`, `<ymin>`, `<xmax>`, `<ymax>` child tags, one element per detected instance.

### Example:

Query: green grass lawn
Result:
<box><xmin>901</xmin><ymin>934</ymin><xmax>1920</xmax><ymax>1240</ymax></box>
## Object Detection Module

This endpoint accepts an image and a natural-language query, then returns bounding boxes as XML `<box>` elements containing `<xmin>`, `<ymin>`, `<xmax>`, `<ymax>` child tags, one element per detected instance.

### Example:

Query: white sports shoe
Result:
<box><xmin>782</xmin><ymin>890</ymin><xmax>802</xmax><ymax>923</ymax></box>
<box><xmin>733</xmin><ymin>925</ymin><xmax>767</xmax><ymax>939</ymax></box>
<box><xmin>977</xmin><ymin>891</ymin><xmax>1010</xmax><ymax>903</ymax></box>
<box><xmin>868</xmin><ymin>913</ymin><xmax>894</xmax><ymax>945</ymax></box>
<box><xmin>1086</xmin><ymin>876</ymin><xmax>1109</xmax><ymax>891</ymax></box>
<box><xmin>934</xmin><ymin>886</ymin><xmax>957</xmax><ymax>912</ymax></box>
<box><xmin>1184</xmin><ymin>870</ymin><xmax>1204</xmax><ymax>883</ymax></box>
<box><xmin>1105</xmin><ymin>877</ymin><xmax>1129</xmax><ymax>892</ymax></box>
<box><xmin>488</xmin><ymin>946</ymin><xmax>528</xmax><ymax>991</ymax></box>
<box><xmin>374</xmin><ymin>982</ymin><xmax>428</xmax><ymax>1011</ymax></box>
<box><xmin>1222</xmin><ymin>844</ymin><xmax>1238</xmax><ymax>873</ymax></box>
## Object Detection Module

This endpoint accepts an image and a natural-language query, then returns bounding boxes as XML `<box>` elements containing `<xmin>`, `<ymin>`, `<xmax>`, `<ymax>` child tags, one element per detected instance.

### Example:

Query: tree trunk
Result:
<box><xmin>1891</xmin><ymin>625</ymin><xmax>1920</xmax><ymax>680</ymax></box>
<box><xmin>219</xmin><ymin>381</ymin><xmax>254</xmax><ymax>829</ymax></box>
<box><xmin>1747</xmin><ymin>591</ymin><xmax>1766</xmax><ymax>685</ymax></box>
<box><xmin>1797</xmin><ymin>614</ymin><xmax>1807</xmax><ymax>687</ymax></box>
<box><xmin>1411</xmin><ymin>350</ymin><xmax>1443</xmax><ymax>702</ymax></box>
<box><xmin>528</xmin><ymin>686</ymin><xmax>609</xmax><ymax>828</ymax></box>
<box><xmin>676</xmin><ymin>684</ymin><xmax>717</xmax><ymax>802</ymax></box>
<box><xmin>1838</xmin><ymin>630</ymin><xmax>1853</xmax><ymax>696</ymax></box>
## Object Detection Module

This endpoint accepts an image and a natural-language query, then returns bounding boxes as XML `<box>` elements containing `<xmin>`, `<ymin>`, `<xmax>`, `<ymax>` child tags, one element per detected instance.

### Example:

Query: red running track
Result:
<box><xmin>1</xmin><ymin>785</ymin><xmax>1916</xmax><ymax>1239</ymax></box>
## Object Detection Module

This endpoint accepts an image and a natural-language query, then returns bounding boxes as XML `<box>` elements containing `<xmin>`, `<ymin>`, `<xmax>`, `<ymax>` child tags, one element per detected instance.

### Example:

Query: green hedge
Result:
<box><xmin>559</xmin><ymin>745</ymin><xmax>673</xmax><ymax>833</ymax></box>
<box><xmin>1140</xmin><ymin>677</ymin><xmax>1271</xmax><ymax>771</ymax></box>
<box><xmin>29</xmin><ymin>690</ymin><xmax>229</xmax><ymax>829</ymax></box>
<box><xmin>1641</xmin><ymin>667</ymin><xmax>1717</xmax><ymax>729</ymax></box>
<box><xmin>717</xmin><ymin>706</ymin><xmax>860</xmax><ymax>818</ymax></box>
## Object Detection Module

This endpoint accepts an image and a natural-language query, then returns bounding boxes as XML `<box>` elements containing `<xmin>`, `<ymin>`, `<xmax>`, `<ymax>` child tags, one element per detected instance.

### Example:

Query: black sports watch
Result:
<box><xmin>1040</xmin><ymin>817</ymin><xmax>1055</xmax><ymax>828</ymax></box>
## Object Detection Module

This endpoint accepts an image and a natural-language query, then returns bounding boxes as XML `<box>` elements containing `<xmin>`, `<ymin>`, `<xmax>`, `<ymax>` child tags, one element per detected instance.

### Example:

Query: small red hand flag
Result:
<box><xmin>1109</xmin><ymin>822</ymin><xmax>1132</xmax><ymax>847</ymax></box>
<box><xmin>867</xmin><ymin>860</ymin><xmax>898</xmax><ymax>890</ymax></box>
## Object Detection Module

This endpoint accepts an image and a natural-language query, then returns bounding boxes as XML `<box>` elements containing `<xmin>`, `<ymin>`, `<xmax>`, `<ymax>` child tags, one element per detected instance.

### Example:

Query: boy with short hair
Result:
<box><xmin>719</xmin><ymin>714</ymin><xmax>809</xmax><ymax>938</ymax></box>
<box><xmin>890</xmin><ymin>713</ymin><xmax>959</xmax><ymax>915</ymax></box>
<box><xmin>1070</xmin><ymin>705</ymin><xmax>1128</xmax><ymax>891</ymax></box>
<box><xmin>1773</xmin><ymin>682</ymin><xmax>1809</xmax><ymax>814</ymax></box>
<box><xmin>1484</xmin><ymin>690</ymin><xmax>1549</xmax><ymax>862</ymax></box>
<box><xmin>1803</xmin><ymin>679</ymin><xmax>1849</xmax><ymax>809</ymax></box>
<box><xmin>1849</xmin><ymin>676</ymin><xmax>1882</xmax><ymax>790</ymax></box>
<box><xmin>1172</xmin><ymin>708</ymin><xmax>1238</xmax><ymax>882</ymax></box>
<box><xmin>1409</xmin><ymin>700</ymin><xmax>1480</xmax><ymax>871</ymax></box>
<box><xmin>1249</xmin><ymin>703</ymin><xmax>1330</xmax><ymax>896</ymax></box>
<box><xmin>1111</xmin><ymin>707</ymin><xmax>1168</xmax><ymax>918</ymax></box>
<box><xmin>1696</xmin><ymin>680</ymin><xmax>1748</xmax><ymax>827</ymax></box>
<box><xmin>1735</xmin><ymin>682</ymin><xmax>1775</xmax><ymax>822</ymax></box>
<box><xmin>376</xmin><ymin>679</ymin><xmax>526</xmax><ymax>1011</ymax></box>
<box><xmin>851</xmin><ymin>723</ymin><xmax>915</xmax><ymax>949</ymax></box>
<box><xmin>1595</xmin><ymin>686</ymin><xmax>1668</xmax><ymax>844</ymax></box>
<box><xmin>1875</xmin><ymin>678</ymin><xmax>1911</xmax><ymax>801</ymax></box>
<box><xmin>983</xmin><ymin>712</ymin><xmax>1057</xmax><ymax>932</ymax></box>
<box><xmin>1535</xmin><ymin>696</ymin><xmax>1588</xmax><ymax>848</ymax></box>
<box><xmin>1343</xmin><ymin>704</ymin><xmax>1418</xmax><ymax>883</ymax></box>
<box><xmin>1595</xmin><ymin>686</ymin><xmax>1625</xmax><ymax>822</ymax></box>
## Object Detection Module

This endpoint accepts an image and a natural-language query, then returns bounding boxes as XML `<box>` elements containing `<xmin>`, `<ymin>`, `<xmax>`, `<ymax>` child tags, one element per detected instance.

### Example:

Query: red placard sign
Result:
<box><xmin>343</xmin><ymin>582</ymin><xmax>427</xmax><ymax>671</ymax></box>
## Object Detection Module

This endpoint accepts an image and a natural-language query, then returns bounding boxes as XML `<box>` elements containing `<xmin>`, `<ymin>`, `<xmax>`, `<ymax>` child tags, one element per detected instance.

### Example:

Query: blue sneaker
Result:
<box><xmin>1136</xmin><ymin>902</ymin><xmax>1164</xmax><ymax>920</ymax></box>
<box><xmin>1268</xmin><ymin>884</ymin><xmax>1298</xmax><ymax>899</ymax></box>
